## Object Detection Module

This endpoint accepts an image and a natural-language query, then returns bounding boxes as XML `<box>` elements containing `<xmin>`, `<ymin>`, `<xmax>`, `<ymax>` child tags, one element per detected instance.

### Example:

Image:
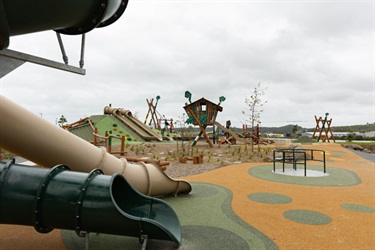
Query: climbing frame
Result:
<box><xmin>311</xmin><ymin>114</ymin><xmax>335</xmax><ymax>142</ymax></box>
<box><xmin>144</xmin><ymin>97</ymin><xmax>161</xmax><ymax>130</ymax></box>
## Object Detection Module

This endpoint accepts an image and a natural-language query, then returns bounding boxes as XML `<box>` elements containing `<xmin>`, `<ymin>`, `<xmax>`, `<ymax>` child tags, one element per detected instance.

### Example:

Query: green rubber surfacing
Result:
<box><xmin>248</xmin><ymin>192</ymin><xmax>292</xmax><ymax>204</ymax></box>
<box><xmin>249</xmin><ymin>164</ymin><xmax>362</xmax><ymax>186</ymax></box>
<box><xmin>61</xmin><ymin>182</ymin><xmax>278</xmax><ymax>250</ymax></box>
<box><xmin>340</xmin><ymin>204</ymin><xmax>375</xmax><ymax>213</ymax></box>
<box><xmin>283</xmin><ymin>210</ymin><xmax>332</xmax><ymax>225</ymax></box>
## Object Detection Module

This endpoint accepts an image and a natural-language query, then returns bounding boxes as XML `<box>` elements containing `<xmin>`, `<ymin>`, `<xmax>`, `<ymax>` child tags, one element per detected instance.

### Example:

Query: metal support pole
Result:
<box><xmin>141</xmin><ymin>235</ymin><xmax>148</xmax><ymax>250</ymax></box>
<box><xmin>318</xmin><ymin>113</ymin><xmax>329</xmax><ymax>142</ymax></box>
<box><xmin>323</xmin><ymin>151</ymin><xmax>326</xmax><ymax>173</ymax></box>
<box><xmin>108</xmin><ymin>130</ymin><xmax>112</xmax><ymax>153</ymax></box>
<box><xmin>56</xmin><ymin>33</ymin><xmax>68</xmax><ymax>64</ymax></box>
<box><xmin>304</xmin><ymin>152</ymin><xmax>307</xmax><ymax>177</ymax></box>
<box><xmin>79</xmin><ymin>34</ymin><xmax>86</xmax><ymax>68</ymax></box>
<box><xmin>85</xmin><ymin>233</ymin><xmax>90</xmax><ymax>250</ymax></box>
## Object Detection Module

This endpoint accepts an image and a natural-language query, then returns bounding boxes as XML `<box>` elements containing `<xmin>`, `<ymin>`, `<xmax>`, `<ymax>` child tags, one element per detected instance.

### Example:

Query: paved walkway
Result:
<box><xmin>0</xmin><ymin>143</ymin><xmax>374</xmax><ymax>249</ymax></box>
<box><xmin>348</xmin><ymin>147</ymin><xmax>375</xmax><ymax>162</ymax></box>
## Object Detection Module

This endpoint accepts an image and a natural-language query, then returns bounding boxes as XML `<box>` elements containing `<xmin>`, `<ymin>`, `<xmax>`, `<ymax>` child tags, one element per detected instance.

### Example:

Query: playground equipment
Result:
<box><xmin>63</xmin><ymin>117</ymin><xmax>171</xmax><ymax>170</ymax></box>
<box><xmin>215</xmin><ymin>121</ymin><xmax>239</xmax><ymax>145</ymax></box>
<box><xmin>214</xmin><ymin>122</ymin><xmax>275</xmax><ymax>146</ymax></box>
<box><xmin>0</xmin><ymin>0</ymin><xmax>127</xmax><ymax>49</ymax></box>
<box><xmin>104</xmin><ymin>106</ymin><xmax>164</xmax><ymax>142</ymax></box>
<box><xmin>144</xmin><ymin>96</ymin><xmax>161</xmax><ymax>130</ymax></box>
<box><xmin>63</xmin><ymin>117</ymin><xmax>129</xmax><ymax>154</ymax></box>
<box><xmin>179</xmin><ymin>155</ymin><xmax>204</xmax><ymax>164</ymax></box>
<box><xmin>0</xmin><ymin>0</ymin><xmax>129</xmax><ymax>76</ymax></box>
<box><xmin>183</xmin><ymin>91</ymin><xmax>225</xmax><ymax>147</ymax></box>
<box><xmin>272</xmin><ymin>148</ymin><xmax>326</xmax><ymax>176</ymax></box>
<box><xmin>0</xmin><ymin>159</ymin><xmax>181</xmax><ymax>246</ymax></box>
<box><xmin>144</xmin><ymin>96</ymin><xmax>175</xmax><ymax>137</ymax></box>
<box><xmin>311</xmin><ymin>113</ymin><xmax>335</xmax><ymax>142</ymax></box>
<box><xmin>0</xmin><ymin>1</ymin><xmax>189</xmax><ymax>247</ymax></box>
<box><xmin>0</xmin><ymin>0</ymin><xmax>128</xmax><ymax>49</ymax></box>
<box><xmin>0</xmin><ymin>95</ymin><xmax>191</xmax><ymax>197</ymax></box>
<box><xmin>240</xmin><ymin>124</ymin><xmax>275</xmax><ymax>145</ymax></box>
<box><xmin>159</xmin><ymin>117</ymin><xmax>174</xmax><ymax>134</ymax></box>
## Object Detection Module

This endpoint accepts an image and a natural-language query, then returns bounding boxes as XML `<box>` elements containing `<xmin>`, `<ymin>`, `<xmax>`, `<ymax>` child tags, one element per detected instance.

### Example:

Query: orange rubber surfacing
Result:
<box><xmin>0</xmin><ymin>144</ymin><xmax>373</xmax><ymax>249</ymax></box>
<box><xmin>186</xmin><ymin>143</ymin><xmax>375</xmax><ymax>250</ymax></box>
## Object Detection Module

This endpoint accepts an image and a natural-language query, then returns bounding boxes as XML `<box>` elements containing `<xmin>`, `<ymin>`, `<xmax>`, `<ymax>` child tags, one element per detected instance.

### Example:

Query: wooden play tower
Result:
<box><xmin>311</xmin><ymin>113</ymin><xmax>336</xmax><ymax>142</ymax></box>
<box><xmin>183</xmin><ymin>91</ymin><xmax>225</xmax><ymax>147</ymax></box>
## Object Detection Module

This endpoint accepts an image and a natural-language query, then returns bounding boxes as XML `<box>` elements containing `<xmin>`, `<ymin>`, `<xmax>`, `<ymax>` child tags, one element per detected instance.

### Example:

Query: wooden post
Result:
<box><xmin>199</xmin><ymin>154</ymin><xmax>203</xmax><ymax>164</ymax></box>
<box><xmin>193</xmin><ymin>156</ymin><xmax>198</xmax><ymax>164</ymax></box>
<box><xmin>105</xmin><ymin>131</ymin><xmax>109</xmax><ymax>152</ymax></box>
<box><xmin>144</xmin><ymin>98</ymin><xmax>154</xmax><ymax>124</ymax></box>
<box><xmin>311</xmin><ymin>115</ymin><xmax>321</xmax><ymax>140</ymax></box>
<box><xmin>107</xmin><ymin>131</ymin><xmax>112</xmax><ymax>154</ymax></box>
<box><xmin>120</xmin><ymin>136</ymin><xmax>125</xmax><ymax>156</ymax></box>
<box><xmin>93</xmin><ymin>127</ymin><xmax>98</xmax><ymax>145</ymax></box>
<box><xmin>323</xmin><ymin>119</ymin><xmax>336</xmax><ymax>142</ymax></box>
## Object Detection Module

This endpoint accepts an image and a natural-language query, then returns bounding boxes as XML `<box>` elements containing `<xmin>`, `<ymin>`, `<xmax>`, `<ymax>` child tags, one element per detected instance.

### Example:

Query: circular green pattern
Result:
<box><xmin>249</xmin><ymin>164</ymin><xmax>362</xmax><ymax>186</ymax></box>
<box><xmin>248</xmin><ymin>192</ymin><xmax>292</xmax><ymax>204</ymax></box>
<box><xmin>341</xmin><ymin>204</ymin><xmax>375</xmax><ymax>213</ymax></box>
<box><xmin>284</xmin><ymin>209</ymin><xmax>332</xmax><ymax>225</ymax></box>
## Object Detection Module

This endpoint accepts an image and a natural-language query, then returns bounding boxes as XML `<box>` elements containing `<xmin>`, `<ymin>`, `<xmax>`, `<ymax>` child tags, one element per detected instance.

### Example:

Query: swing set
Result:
<box><xmin>144</xmin><ymin>96</ymin><xmax>174</xmax><ymax>133</ymax></box>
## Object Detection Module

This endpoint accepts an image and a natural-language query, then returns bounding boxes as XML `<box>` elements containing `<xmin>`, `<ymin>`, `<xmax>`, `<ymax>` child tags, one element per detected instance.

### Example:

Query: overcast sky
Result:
<box><xmin>1</xmin><ymin>0</ymin><xmax>374</xmax><ymax>129</ymax></box>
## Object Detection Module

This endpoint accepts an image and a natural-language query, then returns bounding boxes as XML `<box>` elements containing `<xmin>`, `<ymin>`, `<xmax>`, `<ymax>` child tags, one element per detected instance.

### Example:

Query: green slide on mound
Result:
<box><xmin>0</xmin><ymin>159</ymin><xmax>181</xmax><ymax>246</ymax></box>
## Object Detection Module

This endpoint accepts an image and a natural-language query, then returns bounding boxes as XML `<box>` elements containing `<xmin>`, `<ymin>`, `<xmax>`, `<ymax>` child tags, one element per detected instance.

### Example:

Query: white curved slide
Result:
<box><xmin>0</xmin><ymin>96</ymin><xmax>191</xmax><ymax>196</ymax></box>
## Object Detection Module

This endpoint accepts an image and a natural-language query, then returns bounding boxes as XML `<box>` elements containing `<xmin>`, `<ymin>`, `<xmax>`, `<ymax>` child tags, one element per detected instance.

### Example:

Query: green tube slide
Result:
<box><xmin>0</xmin><ymin>159</ymin><xmax>181</xmax><ymax>246</ymax></box>
<box><xmin>0</xmin><ymin>0</ymin><xmax>129</xmax><ymax>49</ymax></box>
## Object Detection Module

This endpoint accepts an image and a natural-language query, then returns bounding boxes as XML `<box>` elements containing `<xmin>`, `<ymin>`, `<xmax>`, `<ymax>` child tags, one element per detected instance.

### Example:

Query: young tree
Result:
<box><xmin>292</xmin><ymin>124</ymin><xmax>298</xmax><ymax>136</ymax></box>
<box><xmin>175</xmin><ymin>113</ymin><xmax>188</xmax><ymax>157</ymax></box>
<box><xmin>243</xmin><ymin>82</ymin><xmax>267</xmax><ymax>151</ymax></box>
<box><xmin>58</xmin><ymin>115</ymin><xmax>67</xmax><ymax>127</ymax></box>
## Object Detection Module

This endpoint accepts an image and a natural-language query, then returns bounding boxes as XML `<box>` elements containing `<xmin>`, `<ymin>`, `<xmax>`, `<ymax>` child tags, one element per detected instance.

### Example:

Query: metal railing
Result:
<box><xmin>273</xmin><ymin>148</ymin><xmax>326</xmax><ymax>176</ymax></box>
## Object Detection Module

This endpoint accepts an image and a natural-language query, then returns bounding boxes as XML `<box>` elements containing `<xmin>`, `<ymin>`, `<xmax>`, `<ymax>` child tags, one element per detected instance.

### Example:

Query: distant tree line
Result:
<box><xmin>327</xmin><ymin>124</ymin><xmax>375</xmax><ymax>133</ymax></box>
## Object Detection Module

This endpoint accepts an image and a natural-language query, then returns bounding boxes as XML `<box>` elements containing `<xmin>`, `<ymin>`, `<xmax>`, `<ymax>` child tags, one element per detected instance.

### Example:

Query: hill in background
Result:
<box><xmin>178</xmin><ymin>124</ymin><xmax>375</xmax><ymax>135</ymax></box>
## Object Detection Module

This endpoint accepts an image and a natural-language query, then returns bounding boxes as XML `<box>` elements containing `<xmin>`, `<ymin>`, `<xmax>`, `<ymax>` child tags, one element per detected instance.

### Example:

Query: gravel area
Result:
<box><xmin>120</xmin><ymin>141</ymin><xmax>288</xmax><ymax>178</ymax></box>
<box><xmin>6</xmin><ymin>141</ymin><xmax>373</xmax><ymax>178</ymax></box>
